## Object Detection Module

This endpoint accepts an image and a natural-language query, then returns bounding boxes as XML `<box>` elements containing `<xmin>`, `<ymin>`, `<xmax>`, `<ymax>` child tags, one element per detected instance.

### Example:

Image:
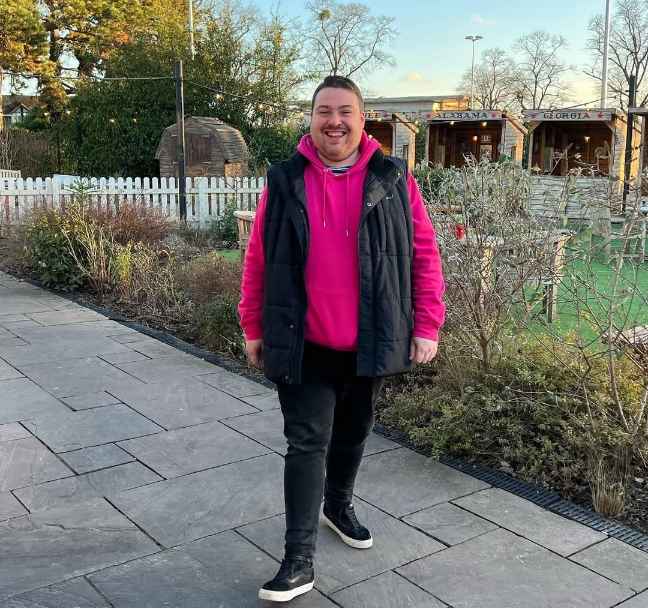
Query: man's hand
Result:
<box><xmin>409</xmin><ymin>336</ymin><xmax>438</xmax><ymax>364</ymax></box>
<box><xmin>245</xmin><ymin>339</ymin><xmax>264</xmax><ymax>368</ymax></box>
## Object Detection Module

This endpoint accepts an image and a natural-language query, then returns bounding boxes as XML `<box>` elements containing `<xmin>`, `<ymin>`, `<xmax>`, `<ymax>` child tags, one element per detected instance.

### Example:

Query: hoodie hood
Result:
<box><xmin>296</xmin><ymin>131</ymin><xmax>380</xmax><ymax>237</ymax></box>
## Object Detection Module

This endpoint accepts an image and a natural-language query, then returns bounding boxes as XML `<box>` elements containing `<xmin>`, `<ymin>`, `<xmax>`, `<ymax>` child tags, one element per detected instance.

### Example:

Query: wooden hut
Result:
<box><xmin>156</xmin><ymin>117</ymin><xmax>249</xmax><ymax>178</ymax></box>
<box><xmin>425</xmin><ymin>110</ymin><xmax>526</xmax><ymax>167</ymax></box>
<box><xmin>364</xmin><ymin>110</ymin><xmax>417</xmax><ymax>170</ymax></box>
<box><xmin>522</xmin><ymin>108</ymin><xmax>640</xmax><ymax>181</ymax></box>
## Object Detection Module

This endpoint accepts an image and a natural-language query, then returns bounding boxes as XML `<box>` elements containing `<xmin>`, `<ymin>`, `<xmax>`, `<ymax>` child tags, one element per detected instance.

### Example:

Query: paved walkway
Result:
<box><xmin>1</xmin><ymin>269</ymin><xmax>648</xmax><ymax>607</ymax></box>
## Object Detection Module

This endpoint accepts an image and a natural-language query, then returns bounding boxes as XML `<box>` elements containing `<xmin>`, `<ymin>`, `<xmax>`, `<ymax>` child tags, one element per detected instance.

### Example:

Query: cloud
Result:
<box><xmin>471</xmin><ymin>14</ymin><xmax>496</xmax><ymax>26</ymax></box>
<box><xmin>403</xmin><ymin>71</ymin><xmax>424</xmax><ymax>82</ymax></box>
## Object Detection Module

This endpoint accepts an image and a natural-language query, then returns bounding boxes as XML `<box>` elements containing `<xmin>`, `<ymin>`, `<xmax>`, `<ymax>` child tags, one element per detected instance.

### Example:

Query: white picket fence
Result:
<box><xmin>0</xmin><ymin>169</ymin><xmax>21</xmax><ymax>178</ymax></box>
<box><xmin>0</xmin><ymin>175</ymin><xmax>265</xmax><ymax>227</ymax></box>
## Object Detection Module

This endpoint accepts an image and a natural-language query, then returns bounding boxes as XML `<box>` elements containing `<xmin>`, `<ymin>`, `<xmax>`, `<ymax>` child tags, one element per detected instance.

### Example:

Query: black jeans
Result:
<box><xmin>277</xmin><ymin>341</ymin><xmax>384</xmax><ymax>560</ymax></box>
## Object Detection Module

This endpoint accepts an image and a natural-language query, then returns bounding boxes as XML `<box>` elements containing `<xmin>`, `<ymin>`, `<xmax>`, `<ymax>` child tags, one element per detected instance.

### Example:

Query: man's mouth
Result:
<box><xmin>324</xmin><ymin>130</ymin><xmax>347</xmax><ymax>139</ymax></box>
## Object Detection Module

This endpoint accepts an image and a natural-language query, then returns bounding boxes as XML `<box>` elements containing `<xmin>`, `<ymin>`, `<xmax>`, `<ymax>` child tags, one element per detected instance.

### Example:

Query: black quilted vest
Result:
<box><xmin>262</xmin><ymin>149</ymin><xmax>414</xmax><ymax>384</ymax></box>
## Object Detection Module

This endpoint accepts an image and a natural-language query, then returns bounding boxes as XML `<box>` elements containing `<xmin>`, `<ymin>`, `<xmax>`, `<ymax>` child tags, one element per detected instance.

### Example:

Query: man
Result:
<box><xmin>239</xmin><ymin>76</ymin><xmax>445</xmax><ymax>603</ymax></box>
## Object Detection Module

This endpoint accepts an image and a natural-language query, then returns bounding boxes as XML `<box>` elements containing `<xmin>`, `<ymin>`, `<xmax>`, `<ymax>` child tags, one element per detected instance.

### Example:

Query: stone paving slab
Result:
<box><xmin>115</xmin><ymin>354</ymin><xmax>220</xmax><ymax>384</ymax></box>
<box><xmin>223</xmin><ymin>408</ymin><xmax>400</xmax><ymax>458</ymax></box>
<box><xmin>14</xmin><ymin>461</ymin><xmax>163</xmax><ymax>511</ymax></box>
<box><xmin>88</xmin><ymin>530</ymin><xmax>336</xmax><ymax>608</ymax></box>
<box><xmin>110</xmin><ymin>453</ymin><xmax>285</xmax><ymax>547</ymax></box>
<box><xmin>0</xmin><ymin>422</ymin><xmax>31</xmax><ymax>442</ymax></box>
<box><xmin>59</xmin><ymin>444</ymin><xmax>135</xmax><ymax>474</ymax></box>
<box><xmin>403</xmin><ymin>501</ymin><xmax>499</xmax><ymax>546</ymax></box>
<box><xmin>26</xmin><ymin>310</ymin><xmax>107</xmax><ymax>326</ymax></box>
<box><xmin>453</xmin><ymin>487</ymin><xmax>607</xmax><ymax>556</ymax></box>
<box><xmin>240</xmin><ymin>391</ymin><xmax>281</xmax><ymax>410</ymax></box>
<box><xmin>23</xmin><ymin>404</ymin><xmax>163</xmax><ymax>453</ymax></box>
<box><xmin>330</xmin><ymin>570</ymin><xmax>447</xmax><ymax>608</ymax></box>
<box><xmin>354</xmin><ymin>448</ymin><xmax>490</xmax><ymax>517</ymax></box>
<box><xmin>125</xmin><ymin>338</ymin><xmax>188</xmax><ymax>358</ymax></box>
<box><xmin>397</xmin><ymin>528</ymin><xmax>632</xmax><ymax>608</ymax></box>
<box><xmin>0</xmin><ymin>437</ymin><xmax>74</xmax><ymax>491</ymax></box>
<box><xmin>4</xmin><ymin>577</ymin><xmax>110</xmax><ymax>608</ymax></box>
<box><xmin>17</xmin><ymin>356</ymin><xmax>145</xmax><ymax>398</ymax></box>
<box><xmin>570</xmin><ymin>538</ymin><xmax>648</xmax><ymax>592</ymax></box>
<box><xmin>618</xmin><ymin>590</ymin><xmax>648</xmax><ymax>607</ymax></box>
<box><xmin>198</xmin><ymin>367</ymin><xmax>273</xmax><ymax>398</ymax></box>
<box><xmin>117</xmin><ymin>420</ymin><xmax>271</xmax><ymax>478</ymax></box>
<box><xmin>0</xmin><ymin>378</ymin><xmax>71</xmax><ymax>425</ymax></box>
<box><xmin>98</xmin><ymin>349</ymin><xmax>151</xmax><ymax>365</ymax></box>
<box><xmin>238</xmin><ymin>497</ymin><xmax>445</xmax><ymax>594</ymax></box>
<box><xmin>111</xmin><ymin>379</ymin><xmax>257</xmax><ymax>430</ymax></box>
<box><xmin>0</xmin><ymin>492</ymin><xmax>28</xmax><ymax>521</ymax></box>
<box><xmin>0</xmin><ymin>359</ymin><xmax>24</xmax><ymax>381</ymax></box>
<box><xmin>61</xmin><ymin>391</ymin><xmax>123</xmax><ymax>411</ymax></box>
<box><xmin>0</xmin><ymin>319</ymin><xmax>43</xmax><ymax>332</ymax></box>
<box><xmin>0</xmin><ymin>314</ymin><xmax>30</xmax><ymax>323</ymax></box>
<box><xmin>0</xmin><ymin>498</ymin><xmax>159</xmax><ymax>600</ymax></box>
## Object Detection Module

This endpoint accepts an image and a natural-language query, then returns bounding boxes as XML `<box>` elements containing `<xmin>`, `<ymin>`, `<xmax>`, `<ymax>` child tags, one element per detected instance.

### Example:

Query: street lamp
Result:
<box><xmin>465</xmin><ymin>35</ymin><xmax>483</xmax><ymax>110</ymax></box>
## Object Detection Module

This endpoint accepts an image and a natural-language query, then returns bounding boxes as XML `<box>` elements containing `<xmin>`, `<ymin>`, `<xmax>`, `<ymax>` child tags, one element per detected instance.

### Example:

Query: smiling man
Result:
<box><xmin>239</xmin><ymin>75</ymin><xmax>445</xmax><ymax>602</ymax></box>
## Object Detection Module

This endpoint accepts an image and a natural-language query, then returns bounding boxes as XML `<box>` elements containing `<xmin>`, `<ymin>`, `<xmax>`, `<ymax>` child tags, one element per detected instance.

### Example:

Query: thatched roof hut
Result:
<box><xmin>156</xmin><ymin>116</ymin><xmax>249</xmax><ymax>177</ymax></box>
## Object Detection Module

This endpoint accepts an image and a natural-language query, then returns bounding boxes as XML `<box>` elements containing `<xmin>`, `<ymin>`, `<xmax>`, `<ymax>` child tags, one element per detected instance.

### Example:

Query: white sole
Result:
<box><xmin>258</xmin><ymin>580</ymin><xmax>314</xmax><ymax>603</ymax></box>
<box><xmin>321</xmin><ymin>513</ymin><xmax>373</xmax><ymax>549</ymax></box>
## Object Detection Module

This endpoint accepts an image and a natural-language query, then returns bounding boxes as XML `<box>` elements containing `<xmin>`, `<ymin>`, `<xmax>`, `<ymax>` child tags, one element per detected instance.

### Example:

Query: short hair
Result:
<box><xmin>311</xmin><ymin>75</ymin><xmax>364</xmax><ymax>111</ymax></box>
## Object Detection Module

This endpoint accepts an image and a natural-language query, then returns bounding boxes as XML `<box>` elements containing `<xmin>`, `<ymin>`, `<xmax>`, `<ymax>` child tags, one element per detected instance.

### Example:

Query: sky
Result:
<box><xmin>265</xmin><ymin>0</ymin><xmax>607</xmax><ymax>105</ymax></box>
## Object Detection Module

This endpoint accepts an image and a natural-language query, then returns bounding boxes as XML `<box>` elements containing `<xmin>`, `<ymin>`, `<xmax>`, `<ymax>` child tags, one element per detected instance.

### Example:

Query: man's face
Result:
<box><xmin>310</xmin><ymin>87</ymin><xmax>365</xmax><ymax>163</ymax></box>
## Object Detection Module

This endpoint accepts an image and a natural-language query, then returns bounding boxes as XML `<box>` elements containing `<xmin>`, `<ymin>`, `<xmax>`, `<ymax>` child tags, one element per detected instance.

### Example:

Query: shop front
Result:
<box><xmin>425</xmin><ymin>110</ymin><xmax>526</xmax><ymax>167</ymax></box>
<box><xmin>523</xmin><ymin>109</ymin><xmax>636</xmax><ymax>179</ymax></box>
<box><xmin>363</xmin><ymin>110</ymin><xmax>417</xmax><ymax>170</ymax></box>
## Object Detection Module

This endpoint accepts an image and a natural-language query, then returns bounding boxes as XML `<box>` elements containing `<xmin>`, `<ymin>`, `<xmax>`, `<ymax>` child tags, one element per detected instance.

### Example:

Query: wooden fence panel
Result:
<box><xmin>0</xmin><ymin>175</ymin><xmax>266</xmax><ymax>227</ymax></box>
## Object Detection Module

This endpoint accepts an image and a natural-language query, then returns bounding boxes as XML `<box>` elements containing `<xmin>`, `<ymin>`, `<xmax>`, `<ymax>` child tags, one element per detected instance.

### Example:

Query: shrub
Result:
<box><xmin>378</xmin><ymin>333</ymin><xmax>646</xmax><ymax>503</ymax></box>
<box><xmin>112</xmin><ymin>241</ymin><xmax>189</xmax><ymax>322</ymax></box>
<box><xmin>192</xmin><ymin>295</ymin><xmax>245</xmax><ymax>359</ymax></box>
<box><xmin>24</xmin><ymin>206</ymin><xmax>85</xmax><ymax>291</ymax></box>
<box><xmin>92</xmin><ymin>199</ymin><xmax>171</xmax><ymax>245</ymax></box>
<box><xmin>176</xmin><ymin>251</ymin><xmax>242</xmax><ymax>305</ymax></box>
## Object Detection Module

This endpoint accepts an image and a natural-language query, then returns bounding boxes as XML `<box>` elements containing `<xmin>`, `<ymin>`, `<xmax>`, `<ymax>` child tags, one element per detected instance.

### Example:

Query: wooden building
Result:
<box><xmin>522</xmin><ymin>109</ymin><xmax>640</xmax><ymax>181</ymax></box>
<box><xmin>425</xmin><ymin>110</ymin><xmax>526</xmax><ymax>167</ymax></box>
<box><xmin>156</xmin><ymin>117</ymin><xmax>249</xmax><ymax>178</ymax></box>
<box><xmin>364</xmin><ymin>110</ymin><xmax>417</xmax><ymax>170</ymax></box>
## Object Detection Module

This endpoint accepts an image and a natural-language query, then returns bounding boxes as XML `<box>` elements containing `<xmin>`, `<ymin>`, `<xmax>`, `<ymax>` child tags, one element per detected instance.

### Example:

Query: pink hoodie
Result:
<box><xmin>238</xmin><ymin>131</ymin><xmax>445</xmax><ymax>350</ymax></box>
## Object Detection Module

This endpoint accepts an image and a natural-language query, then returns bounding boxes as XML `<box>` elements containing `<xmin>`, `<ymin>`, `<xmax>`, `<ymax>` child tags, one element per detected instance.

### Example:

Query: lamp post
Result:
<box><xmin>600</xmin><ymin>0</ymin><xmax>612</xmax><ymax>108</ymax></box>
<box><xmin>465</xmin><ymin>35</ymin><xmax>483</xmax><ymax>109</ymax></box>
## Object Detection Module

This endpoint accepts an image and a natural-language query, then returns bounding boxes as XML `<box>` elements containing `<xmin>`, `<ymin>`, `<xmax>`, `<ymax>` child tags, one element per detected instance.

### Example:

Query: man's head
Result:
<box><xmin>310</xmin><ymin>76</ymin><xmax>365</xmax><ymax>165</ymax></box>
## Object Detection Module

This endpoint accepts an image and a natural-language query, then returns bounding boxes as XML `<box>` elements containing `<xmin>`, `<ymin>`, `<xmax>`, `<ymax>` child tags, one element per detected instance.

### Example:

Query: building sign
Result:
<box><xmin>364</xmin><ymin>110</ymin><xmax>393</xmax><ymax>120</ymax></box>
<box><xmin>523</xmin><ymin>110</ymin><xmax>613</xmax><ymax>121</ymax></box>
<box><xmin>429</xmin><ymin>110</ymin><xmax>503</xmax><ymax>121</ymax></box>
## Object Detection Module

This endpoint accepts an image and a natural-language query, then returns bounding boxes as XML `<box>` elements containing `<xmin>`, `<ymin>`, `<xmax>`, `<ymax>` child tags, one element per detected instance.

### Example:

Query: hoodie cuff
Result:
<box><xmin>413</xmin><ymin>326</ymin><xmax>439</xmax><ymax>342</ymax></box>
<box><xmin>243</xmin><ymin>324</ymin><xmax>264</xmax><ymax>342</ymax></box>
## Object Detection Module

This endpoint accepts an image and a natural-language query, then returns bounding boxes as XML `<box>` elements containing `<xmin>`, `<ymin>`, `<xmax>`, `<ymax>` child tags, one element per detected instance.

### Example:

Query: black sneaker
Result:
<box><xmin>258</xmin><ymin>557</ymin><xmax>315</xmax><ymax>603</ymax></box>
<box><xmin>322</xmin><ymin>502</ymin><xmax>373</xmax><ymax>549</ymax></box>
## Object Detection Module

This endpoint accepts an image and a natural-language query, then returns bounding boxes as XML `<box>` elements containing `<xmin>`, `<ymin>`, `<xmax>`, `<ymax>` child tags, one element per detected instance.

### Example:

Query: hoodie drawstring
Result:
<box><xmin>345</xmin><ymin>173</ymin><xmax>350</xmax><ymax>238</ymax></box>
<box><xmin>322</xmin><ymin>169</ymin><xmax>327</xmax><ymax>229</ymax></box>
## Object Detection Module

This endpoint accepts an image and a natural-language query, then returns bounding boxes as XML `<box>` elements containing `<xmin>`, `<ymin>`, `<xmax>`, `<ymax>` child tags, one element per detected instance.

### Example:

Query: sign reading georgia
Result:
<box><xmin>523</xmin><ymin>110</ymin><xmax>613</xmax><ymax>121</ymax></box>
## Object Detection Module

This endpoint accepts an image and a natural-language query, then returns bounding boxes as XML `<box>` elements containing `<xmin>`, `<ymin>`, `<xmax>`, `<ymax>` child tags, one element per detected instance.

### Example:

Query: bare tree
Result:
<box><xmin>513</xmin><ymin>31</ymin><xmax>572</xmax><ymax>110</ymax></box>
<box><xmin>458</xmin><ymin>48</ymin><xmax>518</xmax><ymax>110</ymax></box>
<box><xmin>303</xmin><ymin>0</ymin><xmax>396</xmax><ymax>79</ymax></box>
<box><xmin>586</xmin><ymin>0</ymin><xmax>648</xmax><ymax>108</ymax></box>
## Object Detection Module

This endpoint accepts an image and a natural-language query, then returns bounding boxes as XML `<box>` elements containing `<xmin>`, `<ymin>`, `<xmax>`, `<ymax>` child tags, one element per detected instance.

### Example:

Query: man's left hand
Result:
<box><xmin>409</xmin><ymin>336</ymin><xmax>438</xmax><ymax>364</ymax></box>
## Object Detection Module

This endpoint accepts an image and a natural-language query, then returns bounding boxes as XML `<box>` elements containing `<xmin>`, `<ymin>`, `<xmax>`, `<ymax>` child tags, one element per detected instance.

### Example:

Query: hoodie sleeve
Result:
<box><xmin>238</xmin><ymin>188</ymin><xmax>267</xmax><ymax>341</ymax></box>
<box><xmin>408</xmin><ymin>173</ymin><xmax>446</xmax><ymax>341</ymax></box>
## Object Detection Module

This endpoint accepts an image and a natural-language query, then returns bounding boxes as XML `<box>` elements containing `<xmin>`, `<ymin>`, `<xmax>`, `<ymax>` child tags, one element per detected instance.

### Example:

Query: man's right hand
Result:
<box><xmin>245</xmin><ymin>339</ymin><xmax>264</xmax><ymax>369</ymax></box>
